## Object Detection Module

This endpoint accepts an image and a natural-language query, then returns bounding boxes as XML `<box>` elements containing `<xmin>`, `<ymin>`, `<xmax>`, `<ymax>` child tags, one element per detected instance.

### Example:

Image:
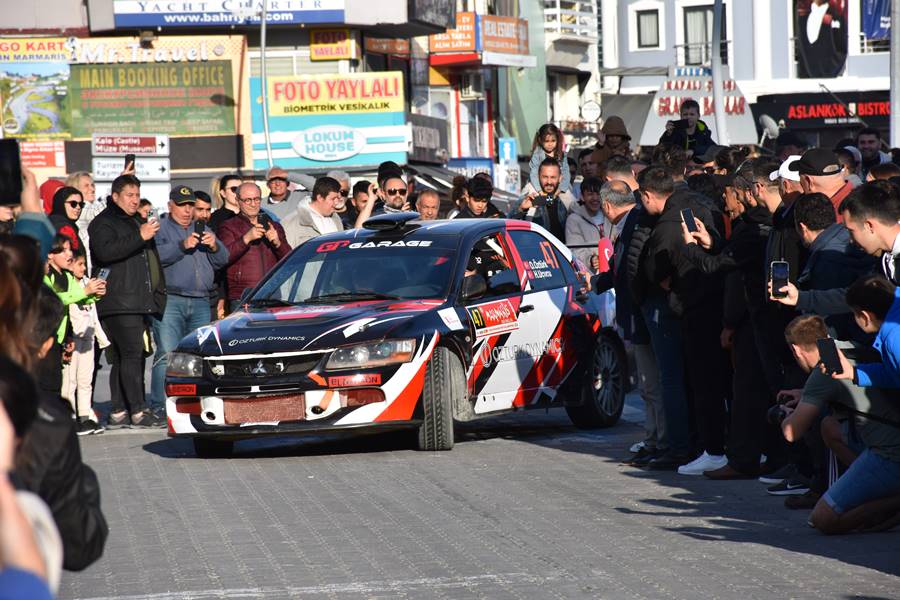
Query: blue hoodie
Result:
<box><xmin>155</xmin><ymin>215</ymin><xmax>229</xmax><ymax>298</ymax></box>
<box><xmin>855</xmin><ymin>286</ymin><xmax>900</xmax><ymax>388</ymax></box>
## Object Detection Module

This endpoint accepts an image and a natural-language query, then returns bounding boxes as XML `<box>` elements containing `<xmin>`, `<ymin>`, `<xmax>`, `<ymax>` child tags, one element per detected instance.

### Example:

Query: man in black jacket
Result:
<box><xmin>593</xmin><ymin>180</ymin><xmax>664</xmax><ymax>463</ymax></box>
<box><xmin>88</xmin><ymin>175</ymin><xmax>166</xmax><ymax>428</ymax></box>
<box><xmin>679</xmin><ymin>161</ymin><xmax>783</xmax><ymax>479</ymax></box>
<box><xmin>629</xmin><ymin>166</ymin><xmax>727</xmax><ymax>471</ymax></box>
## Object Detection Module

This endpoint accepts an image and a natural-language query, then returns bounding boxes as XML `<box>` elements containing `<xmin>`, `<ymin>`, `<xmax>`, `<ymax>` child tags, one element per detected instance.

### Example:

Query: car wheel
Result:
<box><xmin>566</xmin><ymin>331</ymin><xmax>626</xmax><ymax>429</ymax></box>
<box><xmin>193</xmin><ymin>438</ymin><xmax>234</xmax><ymax>458</ymax></box>
<box><xmin>416</xmin><ymin>346</ymin><xmax>458</xmax><ymax>451</ymax></box>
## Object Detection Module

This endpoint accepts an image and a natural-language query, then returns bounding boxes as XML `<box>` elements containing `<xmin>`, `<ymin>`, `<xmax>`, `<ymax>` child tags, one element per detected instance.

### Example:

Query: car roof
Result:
<box><xmin>315</xmin><ymin>218</ymin><xmax>508</xmax><ymax>243</ymax></box>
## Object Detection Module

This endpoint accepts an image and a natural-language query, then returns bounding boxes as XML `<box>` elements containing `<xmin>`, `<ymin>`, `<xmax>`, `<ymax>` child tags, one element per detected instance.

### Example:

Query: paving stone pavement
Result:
<box><xmin>57</xmin><ymin>392</ymin><xmax>899</xmax><ymax>600</ymax></box>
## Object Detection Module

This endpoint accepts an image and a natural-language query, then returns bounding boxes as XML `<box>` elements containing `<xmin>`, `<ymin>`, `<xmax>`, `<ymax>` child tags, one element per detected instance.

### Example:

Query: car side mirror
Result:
<box><xmin>460</xmin><ymin>274</ymin><xmax>488</xmax><ymax>301</ymax></box>
<box><xmin>487</xmin><ymin>269</ymin><xmax>520</xmax><ymax>295</ymax></box>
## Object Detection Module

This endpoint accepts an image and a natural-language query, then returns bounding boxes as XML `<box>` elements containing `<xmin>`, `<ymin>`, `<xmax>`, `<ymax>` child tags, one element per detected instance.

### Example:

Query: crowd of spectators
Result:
<box><xmin>3</xmin><ymin>105</ymin><xmax>900</xmax><ymax>600</ymax></box>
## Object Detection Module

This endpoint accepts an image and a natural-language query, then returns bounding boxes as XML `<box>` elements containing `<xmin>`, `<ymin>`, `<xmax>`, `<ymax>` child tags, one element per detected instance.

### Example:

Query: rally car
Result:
<box><xmin>165</xmin><ymin>213</ymin><xmax>626</xmax><ymax>457</ymax></box>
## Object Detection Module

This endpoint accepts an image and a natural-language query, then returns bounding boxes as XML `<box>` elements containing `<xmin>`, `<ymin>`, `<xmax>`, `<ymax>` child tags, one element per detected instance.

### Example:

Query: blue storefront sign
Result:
<box><xmin>863</xmin><ymin>0</ymin><xmax>891</xmax><ymax>40</ymax></box>
<box><xmin>447</xmin><ymin>157</ymin><xmax>494</xmax><ymax>180</ymax></box>
<box><xmin>111</xmin><ymin>0</ymin><xmax>345</xmax><ymax>28</ymax></box>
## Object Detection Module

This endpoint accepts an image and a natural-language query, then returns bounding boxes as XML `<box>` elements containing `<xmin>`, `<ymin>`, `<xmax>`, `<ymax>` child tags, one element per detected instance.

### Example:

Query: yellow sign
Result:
<box><xmin>268</xmin><ymin>72</ymin><xmax>404</xmax><ymax>116</ymax></box>
<box><xmin>310</xmin><ymin>29</ymin><xmax>359</xmax><ymax>61</ymax></box>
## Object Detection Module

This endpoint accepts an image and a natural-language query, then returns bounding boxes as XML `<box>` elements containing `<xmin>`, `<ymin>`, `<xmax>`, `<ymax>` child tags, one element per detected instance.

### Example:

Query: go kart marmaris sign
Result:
<box><xmin>250</xmin><ymin>71</ymin><xmax>409</xmax><ymax>169</ymax></box>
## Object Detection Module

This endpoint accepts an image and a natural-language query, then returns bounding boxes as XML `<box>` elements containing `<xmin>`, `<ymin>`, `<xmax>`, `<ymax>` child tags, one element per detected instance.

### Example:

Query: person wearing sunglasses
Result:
<box><xmin>377</xmin><ymin>173</ymin><xmax>411</xmax><ymax>213</ymax></box>
<box><xmin>48</xmin><ymin>187</ymin><xmax>86</xmax><ymax>256</ymax></box>
<box><xmin>263</xmin><ymin>166</ymin><xmax>297</xmax><ymax>222</ymax></box>
<box><xmin>209</xmin><ymin>174</ymin><xmax>243</xmax><ymax>233</ymax></box>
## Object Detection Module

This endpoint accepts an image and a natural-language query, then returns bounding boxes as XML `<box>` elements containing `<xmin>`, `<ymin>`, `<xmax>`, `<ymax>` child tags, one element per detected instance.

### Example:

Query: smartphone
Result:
<box><xmin>194</xmin><ymin>220</ymin><xmax>205</xmax><ymax>237</ymax></box>
<box><xmin>770</xmin><ymin>260</ymin><xmax>789</xmax><ymax>299</ymax></box>
<box><xmin>0</xmin><ymin>139</ymin><xmax>23</xmax><ymax>206</ymax></box>
<box><xmin>680</xmin><ymin>207</ymin><xmax>698</xmax><ymax>233</ymax></box>
<box><xmin>97</xmin><ymin>268</ymin><xmax>110</xmax><ymax>281</ymax></box>
<box><xmin>672</xmin><ymin>118</ymin><xmax>690</xmax><ymax>130</ymax></box>
<box><xmin>124</xmin><ymin>153</ymin><xmax>136</xmax><ymax>171</ymax></box>
<box><xmin>532</xmin><ymin>195</ymin><xmax>548</xmax><ymax>207</ymax></box>
<box><xmin>148</xmin><ymin>207</ymin><xmax>159</xmax><ymax>224</ymax></box>
<box><xmin>817</xmin><ymin>338</ymin><xmax>843</xmax><ymax>375</ymax></box>
<box><xmin>257</xmin><ymin>213</ymin><xmax>269</xmax><ymax>229</ymax></box>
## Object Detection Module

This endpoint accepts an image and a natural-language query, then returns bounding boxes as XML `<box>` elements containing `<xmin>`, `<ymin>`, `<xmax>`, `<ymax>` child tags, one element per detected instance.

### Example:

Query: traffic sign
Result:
<box><xmin>91</xmin><ymin>134</ymin><xmax>170</xmax><ymax>156</ymax></box>
<box><xmin>498</xmin><ymin>137</ymin><xmax>518</xmax><ymax>164</ymax></box>
<box><xmin>92</xmin><ymin>157</ymin><xmax>171</xmax><ymax>182</ymax></box>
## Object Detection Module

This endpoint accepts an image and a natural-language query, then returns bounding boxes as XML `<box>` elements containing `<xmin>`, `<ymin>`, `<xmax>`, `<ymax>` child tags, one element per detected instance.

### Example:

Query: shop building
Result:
<box><xmin>599</xmin><ymin>0</ymin><xmax>891</xmax><ymax>148</ymax></box>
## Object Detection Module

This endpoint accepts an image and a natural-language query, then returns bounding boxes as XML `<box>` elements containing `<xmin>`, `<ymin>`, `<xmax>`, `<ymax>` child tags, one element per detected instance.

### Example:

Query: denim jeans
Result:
<box><xmin>641</xmin><ymin>295</ymin><xmax>690</xmax><ymax>455</ymax></box>
<box><xmin>150</xmin><ymin>295</ymin><xmax>212</xmax><ymax>409</ymax></box>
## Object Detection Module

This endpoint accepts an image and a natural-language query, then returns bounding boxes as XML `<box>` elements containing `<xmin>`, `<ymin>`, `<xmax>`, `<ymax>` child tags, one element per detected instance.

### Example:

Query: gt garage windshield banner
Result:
<box><xmin>250</xmin><ymin>71</ymin><xmax>409</xmax><ymax>169</ymax></box>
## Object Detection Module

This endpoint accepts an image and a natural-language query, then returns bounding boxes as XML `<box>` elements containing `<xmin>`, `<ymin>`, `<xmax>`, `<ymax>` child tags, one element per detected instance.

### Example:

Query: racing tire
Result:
<box><xmin>566</xmin><ymin>331</ymin><xmax>626</xmax><ymax>429</ymax></box>
<box><xmin>193</xmin><ymin>438</ymin><xmax>234</xmax><ymax>458</ymax></box>
<box><xmin>416</xmin><ymin>347</ymin><xmax>458</xmax><ymax>451</ymax></box>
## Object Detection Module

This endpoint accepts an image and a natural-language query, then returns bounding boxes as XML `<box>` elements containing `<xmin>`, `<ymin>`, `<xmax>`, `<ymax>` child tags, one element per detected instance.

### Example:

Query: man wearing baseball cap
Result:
<box><xmin>148</xmin><ymin>185</ymin><xmax>229</xmax><ymax>412</ymax></box>
<box><xmin>788</xmin><ymin>148</ymin><xmax>853</xmax><ymax>221</ymax></box>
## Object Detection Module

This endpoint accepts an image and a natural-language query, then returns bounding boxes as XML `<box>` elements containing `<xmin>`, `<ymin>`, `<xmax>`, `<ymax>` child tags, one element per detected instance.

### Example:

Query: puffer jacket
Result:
<box><xmin>88</xmin><ymin>201</ymin><xmax>165</xmax><ymax>317</ymax></box>
<box><xmin>564</xmin><ymin>202</ymin><xmax>607</xmax><ymax>272</ymax></box>
<box><xmin>218</xmin><ymin>213</ymin><xmax>291</xmax><ymax>300</ymax></box>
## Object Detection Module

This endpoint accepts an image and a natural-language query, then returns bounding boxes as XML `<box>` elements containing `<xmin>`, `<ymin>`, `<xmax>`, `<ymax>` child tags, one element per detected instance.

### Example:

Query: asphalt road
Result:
<box><xmin>58</xmin><ymin>386</ymin><xmax>899</xmax><ymax>600</ymax></box>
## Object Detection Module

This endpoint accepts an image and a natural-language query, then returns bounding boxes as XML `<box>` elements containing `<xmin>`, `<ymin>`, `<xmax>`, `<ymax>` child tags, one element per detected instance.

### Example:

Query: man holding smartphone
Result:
<box><xmin>148</xmin><ymin>186</ymin><xmax>229</xmax><ymax>412</ymax></box>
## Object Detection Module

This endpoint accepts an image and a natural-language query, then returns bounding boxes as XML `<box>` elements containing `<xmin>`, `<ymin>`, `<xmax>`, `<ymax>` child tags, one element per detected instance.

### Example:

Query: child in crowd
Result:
<box><xmin>65</xmin><ymin>253</ymin><xmax>110</xmax><ymax>435</ymax></box>
<box><xmin>529</xmin><ymin>123</ymin><xmax>571</xmax><ymax>194</ymax></box>
<box><xmin>43</xmin><ymin>235</ymin><xmax>106</xmax><ymax>432</ymax></box>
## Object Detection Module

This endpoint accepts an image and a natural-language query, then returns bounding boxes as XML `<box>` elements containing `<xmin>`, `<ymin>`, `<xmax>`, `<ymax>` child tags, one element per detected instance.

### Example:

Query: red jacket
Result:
<box><xmin>217</xmin><ymin>213</ymin><xmax>291</xmax><ymax>300</ymax></box>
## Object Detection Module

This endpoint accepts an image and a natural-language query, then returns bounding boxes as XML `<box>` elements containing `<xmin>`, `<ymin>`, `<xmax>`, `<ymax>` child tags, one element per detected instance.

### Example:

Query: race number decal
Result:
<box><xmin>466</xmin><ymin>298</ymin><xmax>518</xmax><ymax>338</ymax></box>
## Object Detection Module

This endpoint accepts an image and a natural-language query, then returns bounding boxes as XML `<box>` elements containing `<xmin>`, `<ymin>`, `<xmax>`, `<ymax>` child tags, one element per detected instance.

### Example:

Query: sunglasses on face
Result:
<box><xmin>267</xmin><ymin>177</ymin><xmax>288</xmax><ymax>184</ymax></box>
<box><xmin>228</xmin><ymin>186</ymin><xmax>240</xmax><ymax>194</ymax></box>
<box><xmin>66</xmin><ymin>201</ymin><xmax>85</xmax><ymax>209</ymax></box>
<box><xmin>385</xmin><ymin>187</ymin><xmax>407</xmax><ymax>196</ymax></box>
<box><xmin>339</xmin><ymin>189</ymin><xmax>349</xmax><ymax>197</ymax></box>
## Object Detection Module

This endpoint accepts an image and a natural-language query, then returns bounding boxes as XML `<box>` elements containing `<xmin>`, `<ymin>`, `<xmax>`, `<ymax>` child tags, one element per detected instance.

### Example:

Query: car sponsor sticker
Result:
<box><xmin>328</xmin><ymin>373</ymin><xmax>382</xmax><ymax>387</ymax></box>
<box><xmin>437</xmin><ymin>307</ymin><xmax>464</xmax><ymax>331</ymax></box>
<box><xmin>480</xmin><ymin>337</ymin><xmax>563</xmax><ymax>368</ymax></box>
<box><xmin>347</xmin><ymin>240</ymin><xmax>433</xmax><ymax>249</ymax></box>
<box><xmin>466</xmin><ymin>298</ymin><xmax>518</xmax><ymax>338</ymax></box>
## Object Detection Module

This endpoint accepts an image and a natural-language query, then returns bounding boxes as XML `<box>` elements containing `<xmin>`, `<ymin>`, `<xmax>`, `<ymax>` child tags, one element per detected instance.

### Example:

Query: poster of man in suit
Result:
<box><xmin>795</xmin><ymin>0</ymin><xmax>848</xmax><ymax>78</ymax></box>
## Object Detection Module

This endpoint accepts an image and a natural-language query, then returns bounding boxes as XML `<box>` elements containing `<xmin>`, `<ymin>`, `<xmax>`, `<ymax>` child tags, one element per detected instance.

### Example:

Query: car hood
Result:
<box><xmin>181</xmin><ymin>299</ymin><xmax>445</xmax><ymax>356</ymax></box>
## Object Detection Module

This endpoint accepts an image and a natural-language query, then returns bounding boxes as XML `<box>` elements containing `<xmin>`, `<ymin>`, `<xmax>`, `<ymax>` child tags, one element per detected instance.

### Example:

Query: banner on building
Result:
<box><xmin>794</xmin><ymin>0</ymin><xmax>848</xmax><ymax>78</ymax></box>
<box><xmin>862</xmin><ymin>0</ymin><xmax>891</xmax><ymax>40</ymax></box>
<box><xmin>110</xmin><ymin>0</ymin><xmax>345</xmax><ymax>28</ymax></box>
<box><xmin>0</xmin><ymin>35</ymin><xmax>243</xmax><ymax>140</ymax></box>
<box><xmin>251</xmin><ymin>71</ymin><xmax>409</xmax><ymax>170</ymax></box>
<box><xmin>639</xmin><ymin>67</ymin><xmax>757</xmax><ymax>146</ymax></box>
<box><xmin>310</xmin><ymin>29</ymin><xmax>360</xmax><ymax>61</ymax></box>
<box><xmin>429</xmin><ymin>12</ymin><xmax>477</xmax><ymax>53</ymax></box>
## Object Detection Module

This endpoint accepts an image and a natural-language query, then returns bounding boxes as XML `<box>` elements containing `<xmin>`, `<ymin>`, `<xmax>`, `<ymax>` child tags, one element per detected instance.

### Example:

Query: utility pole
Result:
<box><xmin>891</xmin><ymin>0</ymin><xmax>900</xmax><ymax>146</ymax></box>
<box><xmin>710</xmin><ymin>0</ymin><xmax>728</xmax><ymax>145</ymax></box>
<box><xmin>260</xmin><ymin>0</ymin><xmax>274</xmax><ymax>169</ymax></box>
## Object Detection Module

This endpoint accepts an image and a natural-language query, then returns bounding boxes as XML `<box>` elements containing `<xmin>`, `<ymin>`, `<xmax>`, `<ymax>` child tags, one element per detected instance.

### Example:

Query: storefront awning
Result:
<box><xmin>599</xmin><ymin>94</ymin><xmax>655</xmax><ymax>149</ymax></box>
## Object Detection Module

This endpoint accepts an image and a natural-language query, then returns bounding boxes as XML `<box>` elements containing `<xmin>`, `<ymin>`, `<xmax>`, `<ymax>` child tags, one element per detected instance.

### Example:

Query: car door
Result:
<box><xmin>503</xmin><ymin>229</ymin><xmax>577</xmax><ymax>406</ymax></box>
<box><xmin>461</xmin><ymin>233</ymin><xmax>547</xmax><ymax>415</ymax></box>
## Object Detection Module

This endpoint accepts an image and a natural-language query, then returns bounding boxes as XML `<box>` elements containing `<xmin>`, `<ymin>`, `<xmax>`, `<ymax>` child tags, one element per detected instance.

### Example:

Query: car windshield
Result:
<box><xmin>251</xmin><ymin>237</ymin><xmax>458</xmax><ymax>304</ymax></box>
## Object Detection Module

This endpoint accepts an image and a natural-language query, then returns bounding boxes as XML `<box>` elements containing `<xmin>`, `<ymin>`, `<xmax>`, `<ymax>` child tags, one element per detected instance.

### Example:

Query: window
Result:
<box><xmin>463</xmin><ymin>234</ymin><xmax>517</xmax><ymax>301</ymax></box>
<box><xmin>683</xmin><ymin>5</ymin><xmax>727</xmax><ymax>66</ymax></box>
<box><xmin>636</xmin><ymin>10</ymin><xmax>660</xmax><ymax>49</ymax></box>
<box><xmin>508</xmin><ymin>231</ymin><xmax>568</xmax><ymax>292</ymax></box>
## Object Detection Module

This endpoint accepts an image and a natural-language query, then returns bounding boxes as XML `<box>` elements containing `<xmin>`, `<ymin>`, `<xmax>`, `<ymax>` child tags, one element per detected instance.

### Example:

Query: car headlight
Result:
<box><xmin>166</xmin><ymin>352</ymin><xmax>204</xmax><ymax>378</ymax></box>
<box><xmin>326</xmin><ymin>339</ymin><xmax>416</xmax><ymax>371</ymax></box>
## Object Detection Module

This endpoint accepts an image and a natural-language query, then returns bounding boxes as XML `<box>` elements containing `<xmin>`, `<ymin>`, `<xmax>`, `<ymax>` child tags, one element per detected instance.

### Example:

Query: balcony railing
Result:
<box><xmin>544</xmin><ymin>0</ymin><xmax>598</xmax><ymax>40</ymax></box>
<box><xmin>859</xmin><ymin>33</ymin><xmax>890</xmax><ymax>54</ymax></box>
<box><xmin>674</xmin><ymin>40</ymin><xmax>730</xmax><ymax>67</ymax></box>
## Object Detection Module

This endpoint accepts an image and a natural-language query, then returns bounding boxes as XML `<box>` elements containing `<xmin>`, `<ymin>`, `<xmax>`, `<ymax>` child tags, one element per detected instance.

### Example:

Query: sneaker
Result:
<box><xmin>130</xmin><ymin>410</ymin><xmax>164</xmax><ymax>428</ymax></box>
<box><xmin>784</xmin><ymin>490</ymin><xmax>821</xmax><ymax>510</ymax></box>
<box><xmin>677</xmin><ymin>452</ymin><xmax>728</xmax><ymax>476</ymax></box>
<box><xmin>89</xmin><ymin>420</ymin><xmax>105</xmax><ymax>435</ymax></box>
<box><xmin>107</xmin><ymin>411</ymin><xmax>130</xmax><ymax>429</ymax></box>
<box><xmin>767</xmin><ymin>475</ymin><xmax>811</xmax><ymax>496</ymax></box>
<box><xmin>644</xmin><ymin>451</ymin><xmax>693</xmax><ymax>471</ymax></box>
<box><xmin>624</xmin><ymin>445</ymin><xmax>656</xmax><ymax>466</ymax></box>
<box><xmin>759</xmin><ymin>463</ymin><xmax>797</xmax><ymax>485</ymax></box>
<box><xmin>629</xmin><ymin>441</ymin><xmax>646</xmax><ymax>453</ymax></box>
<box><xmin>76</xmin><ymin>419</ymin><xmax>97</xmax><ymax>436</ymax></box>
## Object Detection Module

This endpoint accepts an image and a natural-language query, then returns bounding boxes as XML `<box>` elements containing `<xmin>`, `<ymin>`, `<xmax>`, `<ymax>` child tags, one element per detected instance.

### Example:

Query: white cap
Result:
<box><xmin>769</xmin><ymin>154</ymin><xmax>802</xmax><ymax>182</ymax></box>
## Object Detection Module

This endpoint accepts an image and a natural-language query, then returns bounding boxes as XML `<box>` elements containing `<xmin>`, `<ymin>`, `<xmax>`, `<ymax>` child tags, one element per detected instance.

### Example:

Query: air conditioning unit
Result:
<box><xmin>459</xmin><ymin>73</ymin><xmax>484</xmax><ymax>98</ymax></box>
